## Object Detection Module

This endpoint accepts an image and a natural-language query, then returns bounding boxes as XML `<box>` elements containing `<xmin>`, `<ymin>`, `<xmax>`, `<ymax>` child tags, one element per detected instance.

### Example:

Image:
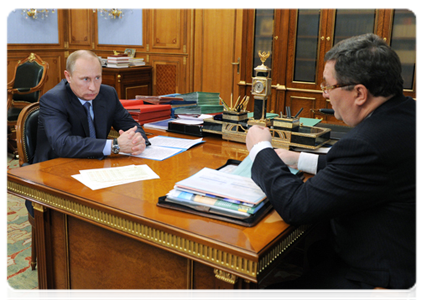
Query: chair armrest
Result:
<box><xmin>8</xmin><ymin>86</ymin><xmax>41</xmax><ymax>96</ymax></box>
<box><xmin>16</xmin><ymin>87</ymin><xmax>32</xmax><ymax>93</ymax></box>
<box><xmin>7</xmin><ymin>79</ymin><xmax>15</xmax><ymax>90</ymax></box>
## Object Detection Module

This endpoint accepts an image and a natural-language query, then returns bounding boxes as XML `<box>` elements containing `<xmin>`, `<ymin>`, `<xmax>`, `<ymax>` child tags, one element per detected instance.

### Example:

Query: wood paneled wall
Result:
<box><xmin>7</xmin><ymin>9</ymin><xmax>192</xmax><ymax>97</ymax></box>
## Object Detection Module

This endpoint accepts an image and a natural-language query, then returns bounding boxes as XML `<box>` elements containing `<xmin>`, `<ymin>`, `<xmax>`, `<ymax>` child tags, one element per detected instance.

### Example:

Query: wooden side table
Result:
<box><xmin>102</xmin><ymin>66</ymin><xmax>153</xmax><ymax>99</ymax></box>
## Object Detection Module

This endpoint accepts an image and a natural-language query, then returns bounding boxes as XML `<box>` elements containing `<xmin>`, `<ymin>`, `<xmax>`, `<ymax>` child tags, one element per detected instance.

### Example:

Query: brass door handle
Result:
<box><xmin>232</xmin><ymin>57</ymin><xmax>240</xmax><ymax>74</ymax></box>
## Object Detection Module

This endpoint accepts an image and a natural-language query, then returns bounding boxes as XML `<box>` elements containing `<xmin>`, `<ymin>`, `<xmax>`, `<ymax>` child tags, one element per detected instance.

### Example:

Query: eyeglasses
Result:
<box><xmin>320</xmin><ymin>82</ymin><xmax>355</xmax><ymax>94</ymax></box>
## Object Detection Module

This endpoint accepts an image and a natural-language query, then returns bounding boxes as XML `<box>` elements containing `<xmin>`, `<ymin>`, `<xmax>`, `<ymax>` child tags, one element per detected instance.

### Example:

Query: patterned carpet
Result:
<box><xmin>7</xmin><ymin>153</ymin><xmax>38</xmax><ymax>289</ymax></box>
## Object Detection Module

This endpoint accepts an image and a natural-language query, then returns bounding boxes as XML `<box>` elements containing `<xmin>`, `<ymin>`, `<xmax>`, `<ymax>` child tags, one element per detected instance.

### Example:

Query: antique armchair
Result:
<box><xmin>16</xmin><ymin>102</ymin><xmax>41</xmax><ymax>270</ymax></box>
<box><xmin>7</xmin><ymin>53</ymin><xmax>48</xmax><ymax>158</ymax></box>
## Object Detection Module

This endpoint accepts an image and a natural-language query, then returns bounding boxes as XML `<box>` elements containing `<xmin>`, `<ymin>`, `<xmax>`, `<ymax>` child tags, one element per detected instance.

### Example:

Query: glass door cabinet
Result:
<box><xmin>239</xmin><ymin>9</ymin><xmax>416</xmax><ymax>125</ymax></box>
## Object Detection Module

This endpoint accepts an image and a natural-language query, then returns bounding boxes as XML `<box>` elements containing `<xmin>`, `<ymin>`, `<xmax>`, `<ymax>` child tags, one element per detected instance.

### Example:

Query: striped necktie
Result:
<box><xmin>83</xmin><ymin>102</ymin><xmax>96</xmax><ymax>138</ymax></box>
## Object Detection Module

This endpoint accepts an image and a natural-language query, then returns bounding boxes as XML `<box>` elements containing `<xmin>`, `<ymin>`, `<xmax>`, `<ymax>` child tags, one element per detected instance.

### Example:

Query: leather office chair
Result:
<box><xmin>370</xmin><ymin>287</ymin><xmax>420</xmax><ymax>300</ymax></box>
<box><xmin>8</xmin><ymin>53</ymin><xmax>48</xmax><ymax>158</ymax></box>
<box><xmin>16</xmin><ymin>102</ymin><xmax>40</xmax><ymax>271</ymax></box>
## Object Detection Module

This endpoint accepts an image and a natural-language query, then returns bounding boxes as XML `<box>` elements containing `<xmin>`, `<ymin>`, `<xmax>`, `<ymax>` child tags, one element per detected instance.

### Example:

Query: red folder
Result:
<box><xmin>122</xmin><ymin>101</ymin><xmax>171</xmax><ymax>125</ymax></box>
<box><xmin>120</xmin><ymin>99</ymin><xmax>145</xmax><ymax>107</ymax></box>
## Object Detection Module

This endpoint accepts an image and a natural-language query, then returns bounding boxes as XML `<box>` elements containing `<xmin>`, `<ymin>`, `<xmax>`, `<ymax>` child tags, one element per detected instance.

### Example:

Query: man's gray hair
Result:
<box><xmin>66</xmin><ymin>50</ymin><xmax>102</xmax><ymax>74</ymax></box>
<box><xmin>324</xmin><ymin>33</ymin><xmax>403</xmax><ymax>97</ymax></box>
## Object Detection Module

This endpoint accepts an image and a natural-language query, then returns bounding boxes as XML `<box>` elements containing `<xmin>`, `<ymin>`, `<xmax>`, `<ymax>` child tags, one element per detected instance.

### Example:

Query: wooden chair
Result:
<box><xmin>16</xmin><ymin>102</ymin><xmax>40</xmax><ymax>270</ymax></box>
<box><xmin>8</xmin><ymin>53</ymin><xmax>48</xmax><ymax>158</ymax></box>
<box><xmin>370</xmin><ymin>287</ymin><xmax>420</xmax><ymax>300</ymax></box>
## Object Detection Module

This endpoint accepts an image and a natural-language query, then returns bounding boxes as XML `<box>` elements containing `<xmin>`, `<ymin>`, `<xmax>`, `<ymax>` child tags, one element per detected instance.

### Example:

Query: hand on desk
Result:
<box><xmin>118</xmin><ymin>126</ymin><xmax>146</xmax><ymax>155</ymax></box>
<box><xmin>246</xmin><ymin>125</ymin><xmax>272</xmax><ymax>152</ymax></box>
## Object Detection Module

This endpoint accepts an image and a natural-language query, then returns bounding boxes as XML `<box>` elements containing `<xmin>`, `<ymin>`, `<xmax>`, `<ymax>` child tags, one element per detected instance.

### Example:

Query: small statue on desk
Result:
<box><xmin>249</xmin><ymin>50</ymin><xmax>272</xmax><ymax>126</ymax></box>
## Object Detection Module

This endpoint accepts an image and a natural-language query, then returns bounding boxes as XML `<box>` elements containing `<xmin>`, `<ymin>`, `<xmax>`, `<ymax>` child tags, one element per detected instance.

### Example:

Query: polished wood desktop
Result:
<box><xmin>7</xmin><ymin>130</ymin><xmax>309</xmax><ymax>289</ymax></box>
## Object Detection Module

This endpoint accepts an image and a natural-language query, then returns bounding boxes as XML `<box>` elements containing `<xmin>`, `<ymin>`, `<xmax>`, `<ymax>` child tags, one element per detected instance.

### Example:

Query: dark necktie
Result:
<box><xmin>83</xmin><ymin>102</ymin><xmax>96</xmax><ymax>138</ymax></box>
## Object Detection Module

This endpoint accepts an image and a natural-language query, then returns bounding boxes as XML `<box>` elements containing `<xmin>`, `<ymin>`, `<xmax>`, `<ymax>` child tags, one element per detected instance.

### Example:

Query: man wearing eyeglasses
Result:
<box><xmin>246</xmin><ymin>33</ymin><xmax>415</xmax><ymax>289</ymax></box>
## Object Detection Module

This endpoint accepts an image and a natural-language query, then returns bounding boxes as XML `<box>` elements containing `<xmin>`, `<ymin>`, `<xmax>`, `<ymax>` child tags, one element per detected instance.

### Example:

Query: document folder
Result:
<box><xmin>157</xmin><ymin>159</ymin><xmax>273</xmax><ymax>227</ymax></box>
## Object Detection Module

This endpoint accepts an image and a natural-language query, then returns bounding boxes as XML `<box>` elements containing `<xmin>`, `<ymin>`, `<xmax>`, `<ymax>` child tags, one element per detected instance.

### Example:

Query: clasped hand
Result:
<box><xmin>117</xmin><ymin>126</ymin><xmax>146</xmax><ymax>155</ymax></box>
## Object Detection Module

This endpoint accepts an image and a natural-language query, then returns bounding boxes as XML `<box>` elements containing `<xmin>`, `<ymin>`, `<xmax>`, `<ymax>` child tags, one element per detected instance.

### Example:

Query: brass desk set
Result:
<box><xmin>203</xmin><ymin>51</ymin><xmax>331</xmax><ymax>150</ymax></box>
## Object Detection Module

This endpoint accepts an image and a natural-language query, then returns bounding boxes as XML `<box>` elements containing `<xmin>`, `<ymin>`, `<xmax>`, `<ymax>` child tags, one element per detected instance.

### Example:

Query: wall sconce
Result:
<box><xmin>98</xmin><ymin>9</ymin><xmax>124</xmax><ymax>19</ymax></box>
<box><xmin>22</xmin><ymin>9</ymin><xmax>54</xmax><ymax>19</ymax></box>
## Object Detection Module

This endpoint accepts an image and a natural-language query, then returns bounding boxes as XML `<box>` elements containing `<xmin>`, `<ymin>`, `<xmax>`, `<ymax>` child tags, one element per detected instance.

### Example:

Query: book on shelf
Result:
<box><xmin>129</xmin><ymin>58</ymin><xmax>146</xmax><ymax>66</ymax></box>
<box><xmin>107</xmin><ymin>54</ymin><xmax>130</xmax><ymax>68</ymax></box>
<box><xmin>106</xmin><ymin>63</ymin><xmax>130</xmax><ymax>68</ymax></box>
<box><xmin>107</xmin><ymin>54</ymin><xmax>129</xmax><ymax>59</ymax></box>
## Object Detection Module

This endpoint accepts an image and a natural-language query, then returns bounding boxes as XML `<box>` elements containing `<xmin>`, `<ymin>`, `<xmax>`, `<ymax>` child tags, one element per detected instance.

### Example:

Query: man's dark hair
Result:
<box><xmin>324</xmin><ymin>33</ymin><xmax>403</xmax><ymax>97</ymax></box>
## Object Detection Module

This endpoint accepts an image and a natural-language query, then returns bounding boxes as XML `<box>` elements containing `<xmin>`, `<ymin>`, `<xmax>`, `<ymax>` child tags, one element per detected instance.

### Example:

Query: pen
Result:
<box><xmin>233</xmin><ymin>96</ymin><xmax>241</xmax><ymax>111</ymax></box>
<box><xmin>219</xmin><ymin>97</ymin><xmax>230</xmax><ymax>111</ymax></box>
<box><xmin>294</xmin><ymin>107</ymin><xmax>303</xmax><ymax>118</ymax></box>
<box><xmin>242</xmin><ymin>97</ymin><xmax>249</xmax><ymax>111</ymax></box>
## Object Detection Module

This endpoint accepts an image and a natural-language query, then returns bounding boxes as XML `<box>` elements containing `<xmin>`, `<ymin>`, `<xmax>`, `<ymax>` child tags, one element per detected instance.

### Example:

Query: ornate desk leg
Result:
<box><xmin>33</xmin><ymin>203</ymin><xmax>53</xmax><ymax>289</ymax></box>
<box><xmin>213</xmin><ymin>269</ymin><xmax>256</xmax><ymax>289</ymax></box>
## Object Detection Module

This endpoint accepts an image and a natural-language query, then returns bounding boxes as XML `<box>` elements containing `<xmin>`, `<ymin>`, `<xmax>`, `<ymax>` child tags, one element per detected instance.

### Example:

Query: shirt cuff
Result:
<box><xmin>298</xmin><ymin>152</ymin><xmax>318</xmax><ymax>175</ymax></box>
<box><xmin>249</xmin><ymin>141</ymin><xmax>273</xmax><ymax>162</ymax></box>
<box><xmin>103</xmin><ymin>139</ymin><xmax>112</xmax><ymax>156</ymax></box>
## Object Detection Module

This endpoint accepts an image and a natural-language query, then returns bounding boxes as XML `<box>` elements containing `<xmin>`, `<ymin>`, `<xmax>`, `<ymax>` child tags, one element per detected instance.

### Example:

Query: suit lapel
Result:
<box><xmin>65</xmin><ymin>82</ymin><xmax>91</xmax><ymax>137</ymax></box>
<box><xmin>92</xmin><ymin>94</ymin><xmax>108</xmax><ymax>139</ymax></box>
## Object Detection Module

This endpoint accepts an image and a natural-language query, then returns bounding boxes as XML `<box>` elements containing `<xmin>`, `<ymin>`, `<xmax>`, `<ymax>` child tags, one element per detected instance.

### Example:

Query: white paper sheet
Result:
<box><xmin>175</xmin><ymin>167</ymin><xmax>266</xmax><ymax>205</ymax></box>
<box><xmin>120</xmin><ymin>145</ymin><xmax>184</xmax><ymax>161</ymax></box>
<box><xmin>120</xmin><ymin>136</ymin><xmax>204</xmax><ymax>161</ymax></box>
<box><xmin>72</xmin><ymin>164</ymin><xmax>159</xmax><ymax>190</ymax></box>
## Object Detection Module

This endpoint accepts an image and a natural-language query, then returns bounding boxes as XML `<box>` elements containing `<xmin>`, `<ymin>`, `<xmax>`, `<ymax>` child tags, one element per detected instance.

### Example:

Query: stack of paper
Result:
<box><xmin>164</xmin><ymin>166</ymin><xmax>267</xmax><ymax>219</ymax></box>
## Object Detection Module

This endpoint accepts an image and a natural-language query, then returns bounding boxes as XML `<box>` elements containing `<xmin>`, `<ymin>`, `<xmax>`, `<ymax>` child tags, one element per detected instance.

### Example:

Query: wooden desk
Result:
<box><xmin>101</xmin><ymin>66</ymin><xmax>153</xmax><ymax>99</ymax></box>
<box><xmin>7</xmin><ymin>130</ymin><xmax>309</xmax><ymax>289</ymax></box>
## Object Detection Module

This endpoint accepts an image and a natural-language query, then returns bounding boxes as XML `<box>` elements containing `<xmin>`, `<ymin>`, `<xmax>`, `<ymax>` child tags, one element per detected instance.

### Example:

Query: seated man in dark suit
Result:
<box><xmin>28</xmin><ymin>50</ymin><xmax>150</xmax><ymax>216</ymax></box>
<box><xmin>246</xmin><ymin>33</ymin><xmax>415</xmax><ymax>289</ymax></box>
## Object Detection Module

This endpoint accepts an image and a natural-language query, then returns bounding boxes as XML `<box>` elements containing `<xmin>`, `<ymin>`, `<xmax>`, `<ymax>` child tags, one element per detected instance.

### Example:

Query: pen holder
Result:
<box><xmin>272</xmin><ymin>116</ymin><xmax>300</xmax><ymax>132</ymax></box>
<box><xmin>222</xmin><ymin>111</ymin><xmax>248</xmax><ymax>124</ymax></box>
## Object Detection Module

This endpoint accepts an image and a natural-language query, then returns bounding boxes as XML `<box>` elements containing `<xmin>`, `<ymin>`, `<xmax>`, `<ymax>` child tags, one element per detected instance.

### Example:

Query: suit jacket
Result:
<box><xmin>33</xmin><ymin>79</ymin><xmax>150</xmax><ymax>163</ymax></box>
<box><xmin>252</xmin><ymin>94</ymin><xmax>415</xmax><ymax>289</ymax></box>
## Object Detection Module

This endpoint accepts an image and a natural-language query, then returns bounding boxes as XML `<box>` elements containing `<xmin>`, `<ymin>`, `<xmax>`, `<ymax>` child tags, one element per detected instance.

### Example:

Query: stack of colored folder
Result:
<box><xmin>164</xmin><ymin>167</ymin><xmax>267</xmax><ymax>219</ymax></box>
<box><xmin>120</xmin><ymin>99</ymin><xmax>171</xmax><ymax>125</ymax></box>
<box><xmin>172</xmin><ymin>92</ymin><xmax>224</xmax><ymax>117</ymax></box>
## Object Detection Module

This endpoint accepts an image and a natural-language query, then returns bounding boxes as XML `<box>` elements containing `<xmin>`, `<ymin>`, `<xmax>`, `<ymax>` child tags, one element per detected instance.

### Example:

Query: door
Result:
<box><xmin>193</xmin><ymin>9</ymin><xmax>243</xmax><ymax>104</ymax></box>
